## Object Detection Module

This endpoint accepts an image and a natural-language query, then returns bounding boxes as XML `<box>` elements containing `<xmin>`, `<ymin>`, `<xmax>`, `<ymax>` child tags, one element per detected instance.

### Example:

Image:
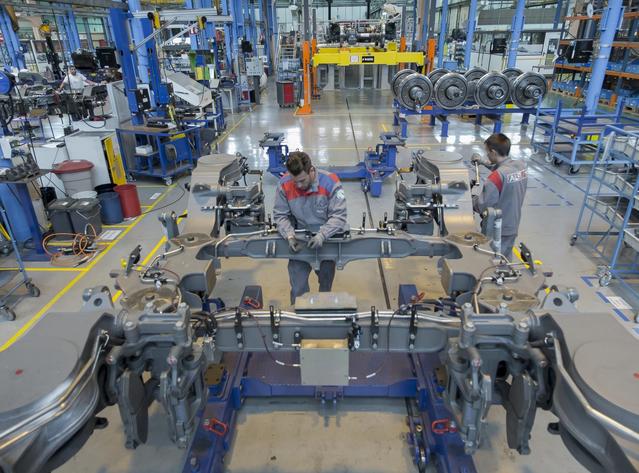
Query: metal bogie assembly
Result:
<box><xmin>0</xmin><ymin>151</ymin><xmax>637</xmax><ymax>473</ymax></box>
<box><xmin>511</xmin><ymin>72</ymin><xmax>548</xmax><ymax>109</ymax></box>
<box><xmin>474</xmin><ymin>72</ymin><xmax>511</xmax><ymax>108</ymax></box>
<box><xmin>397</xmin><ymin>73</ymin><xmax>433</xmax><ymax>111</ymax></box>
<box><xmin>433</xmin><ymin>73</ymin><xmax>468</xmax><ymax>110</ymax></box>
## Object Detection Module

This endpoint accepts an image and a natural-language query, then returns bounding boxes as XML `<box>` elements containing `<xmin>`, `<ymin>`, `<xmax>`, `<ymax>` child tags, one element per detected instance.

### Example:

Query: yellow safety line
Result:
<box><xmin>134</xmin><ymin>184</ymin><xmax>170</xmax><ymax>188</ymax></box>
<box><xmin>381</xmin><ymin>123</ymin><xmax>389</xmax><ymax>132</ymax></box>
<box><xmin>216</xmin><ymin>113</ymin><xmax>248</xmax><ymax>143</ymax></box>
<box><xmin>0</xmin><ymin>184</ymin><xmax>176</xmax><ymax>352</ymax></box>
<box><xmin>102</xmin><ymin>224</ymin><xmax>131</xmax><ymax>229</ymax></box>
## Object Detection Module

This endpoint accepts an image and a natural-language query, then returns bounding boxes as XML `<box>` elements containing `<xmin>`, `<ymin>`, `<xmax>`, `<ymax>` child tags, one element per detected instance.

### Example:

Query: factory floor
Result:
<box><xmin>2</xmin><ymin>83</ymin><xmax>636</xmax><ymax>473</ymax></box>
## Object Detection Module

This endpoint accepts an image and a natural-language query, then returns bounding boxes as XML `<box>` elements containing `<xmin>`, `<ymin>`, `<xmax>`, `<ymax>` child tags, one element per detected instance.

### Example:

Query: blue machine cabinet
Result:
<box><xmin>260</xmin><ymin>132</ymin><xmax>405</xmax><ymax>197</ymax></box>
<box><xmin>116</xmin><ymin>124</ymin><xmax>202</xmax><ymax>185</ymax></box>
<box><xmin>183</xmin><ymin>285</ymin><xmax>477</xmax><ymax>473</ymax></box>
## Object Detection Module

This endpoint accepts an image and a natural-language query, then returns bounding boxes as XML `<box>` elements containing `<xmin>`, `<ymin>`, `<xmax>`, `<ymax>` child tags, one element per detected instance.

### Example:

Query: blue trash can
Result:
<box><xmin>98</xmin><ymin>192</ymin><xmax>123</xmax><ymax>225</ymax></box>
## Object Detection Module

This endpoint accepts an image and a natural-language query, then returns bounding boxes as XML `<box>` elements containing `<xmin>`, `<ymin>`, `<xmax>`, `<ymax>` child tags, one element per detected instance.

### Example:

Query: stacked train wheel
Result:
<box><xmin>390</xmin><ymin>67</ymin><xmax>547</xmax><ymax>110</ymax></box>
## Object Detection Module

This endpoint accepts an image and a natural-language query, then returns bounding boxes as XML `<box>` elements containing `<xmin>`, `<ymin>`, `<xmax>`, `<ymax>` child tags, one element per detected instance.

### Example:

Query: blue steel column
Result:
<box><xmin>55</xmin><ymin>14</ymin><xmax>73</xmax><ymax>63</ymax></box>
<box><xmin>128</xmin><ymin>0</ymin><xmax>150</xmax><ymax>83</ymax></box>
<box><xmin>419</xmin><ymin>0</ymin><xmax>429</xmax><ymax>51</ymax></box>
<box><xmin>464</xmin><ymin>0</ymin><xmax>478</xmax><ymax>69</ymax></box>
<box><xmin>221</xmin><ymin>0</ymin><xmax>233</xmax><ymax>72</ymax></box>
<box><xmin>109</xmin><ymin>8</ymin><xmax>144</xmax><ymax>124</ymax></box>
<box><xmin>65</xmin><ymin>9</ymin><xmax>82</xmax><ymax>51</ymax></box>
<box><xmin>553</xmin><ymin>0</ymin><xmax>564</xmax><ymax>29</ymax></box>
<box><xmin>507</xmin><ymin>0</ymin><xmax>526</xmax><ymax>68</ymax></box>
<box><xmin>437</xmin><ymin>0</ymin><xmax>449</xmax><ymax>67</ymax></box>
<box><xmin>412</xmin><ymin>0</ymin><xmax>417</xmax><ymax>48</ymax></box>
<box><xmin>0</xmin><ymin>7</ymin><xmax>25</xmax><ymax>69</ymax></box>
<box><xmin>102</xmin><ymin>17</ymin><xmax>113</xmax><ymax>45</ymax></box>
<box><xmin>585</xmin><ymin>0</ymin><xmax>623</xmax><ymax>114</ymax></box>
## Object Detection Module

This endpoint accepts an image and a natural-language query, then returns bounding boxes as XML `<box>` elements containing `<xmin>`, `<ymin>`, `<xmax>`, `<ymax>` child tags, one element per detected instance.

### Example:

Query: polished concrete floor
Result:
<box><xmin>2</xmin><ymin>83</ymin><xmax>637</xmax><ymax>473</ymax></box>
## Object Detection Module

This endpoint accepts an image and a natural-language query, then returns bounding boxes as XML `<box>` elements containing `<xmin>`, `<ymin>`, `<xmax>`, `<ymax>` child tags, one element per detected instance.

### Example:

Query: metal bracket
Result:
<box><xmin>269</xmin><ymin>305</ymin><xmax>280</xmax><ymax>347</ymax></box>
<box><xmin>234</xmin><ymin>309</ymin><xmax>244</xmax><ymax>349</ymax></box>
<box><xmin>370</xmin><ymin>306</ymin><xmax>379</xmax><ymax>350</ymax></box>
<box><xmin>409</xmin><ymin>305</ymin><xmax>418</xmax><ymax>350</ymax></box>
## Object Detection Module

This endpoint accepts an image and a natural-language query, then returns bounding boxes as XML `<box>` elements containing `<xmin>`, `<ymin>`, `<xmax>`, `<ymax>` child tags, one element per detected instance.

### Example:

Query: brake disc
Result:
<box><xmin>511</xmin><ymin>72</ymin><xmax>547</xmax><ymax>108</ymax></box>
<box><xmin>446</xmin><ymin>231</ymin><xmax>490</xmax><ymax>246</ymax></box>
<box><xmin>391</xmin><ymin>68</ymin><xmax>415</xmax><ymax>97</ymax></box>
<box><xmin>464</xmin><ymin>67</ymin><xmax>487</xmax><ymax>100</ymax></box>
<box><xmin>475</xmin><ymin>72</ymin><xmax>510</xmax><ymax>108</ymax></box>
<box><xmin>120</xmin><ymin>286</ymin><xmax>180</xmax><ymax>312</ymax></box>
<box><xmin>427</xmin><ymin>68</ymin><xmax>450</xmax><ymax>87</ymax></box>
<box><xmin>397</xmin><ymin>73</ymin><xmax>433</xmax><ymax>110</ymax></box>
<box><xmin>433</xmin><ymin>72</ymin><xmax>468</xmax><ymax>109</ymax></box>
<box><xmin>502</xmin><ymin>67</ymin><xmax>523</xmax><ymax>82</ymax></box>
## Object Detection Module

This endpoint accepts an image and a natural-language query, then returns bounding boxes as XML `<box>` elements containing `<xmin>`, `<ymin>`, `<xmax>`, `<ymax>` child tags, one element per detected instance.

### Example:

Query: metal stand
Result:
<box><xmin>391</xmin><ymin>100</ymin><xmax>543</xmax><ymax>139</ymax></box>
<box><xmin>261</xmin><ymin>132</ymin><xmax>405</xmax><ymax>197</ymax></box>
<box><xmin>183</xmin><ymin>285</ymin><xmax>477</xmax><ymax>473</ymax></box>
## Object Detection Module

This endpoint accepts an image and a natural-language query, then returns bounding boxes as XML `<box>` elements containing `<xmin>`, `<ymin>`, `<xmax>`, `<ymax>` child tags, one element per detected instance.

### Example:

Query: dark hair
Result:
<box><xmin>286</xmin><ymin>151</ymin><xmax>313</xmax><ymax>176</ymax></box>
<box><xmin>484</xmin><ymin>133</ymin><xmax>511</xmax><ymax>157</ymax></box>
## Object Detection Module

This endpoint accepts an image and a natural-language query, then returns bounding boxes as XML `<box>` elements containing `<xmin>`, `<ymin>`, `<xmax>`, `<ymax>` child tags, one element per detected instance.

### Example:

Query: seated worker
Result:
<box><xmin>273</xmin><ymin>151</ymin><xmax>349</xmax><ymax>304</ymax></box>
<box><xmin>471</xmin><ymin>133</ymin><xmax>527</xmax><ymax>261</ymax></box>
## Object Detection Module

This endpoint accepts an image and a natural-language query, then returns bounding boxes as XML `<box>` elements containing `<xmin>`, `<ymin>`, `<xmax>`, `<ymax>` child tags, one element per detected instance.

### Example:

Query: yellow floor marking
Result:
<box><xmin>0</xmin><ymin>184</ymin><xmax>176</xmax><ymax>352</ymax></box>
<box><xmin>381</xmin><ymin>123</ymin><xmax>389</xmax><ymax>132</ymax></box>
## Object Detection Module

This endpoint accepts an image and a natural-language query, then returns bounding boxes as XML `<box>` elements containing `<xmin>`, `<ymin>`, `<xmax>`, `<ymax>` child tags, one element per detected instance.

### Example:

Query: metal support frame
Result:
<box><xmin>507</xmin><ymin>0</ymin><xmax>526</xmax><ymax>68</ymax></box>
<box><xmin>437</xmin><ymin>0</ymin><xmax>449</xmax><ymax>68</ymax></box>
<box><xmin>584</xmin><ymin>0</ymin><xmax>623</xmax><ymax>115</ymax></box>
<box><xmin>419</xmin><ymin>0</ymin><xmax>429</xmax><ymax>51</ymax></box>
<box><xmin>464</xmin><ymin>0</ymin><xmax>478</xmax><ymax>70</ymax></box>
<box><xmin>0</xmin><ymin>6</ymin><xmax>25</xmax><ymax>69</ymax></box>
<box><xmin>128</xmin><ymin>0</ymin><xmax>150</xmax><ymax>84</ymax></box>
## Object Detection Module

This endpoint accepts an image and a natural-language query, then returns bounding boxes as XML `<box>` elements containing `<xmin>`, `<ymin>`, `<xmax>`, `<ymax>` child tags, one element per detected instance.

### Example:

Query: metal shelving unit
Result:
<box><xmin>571</xmin><ymin>126</ymin><xmax>639</xmax><ymax>291</ymax></box>
<box><xmin>531</xmin><ymin>99</ymin><xmax>639</xmax><ymax>173</ymax></box>
<box><xmin>552</xmin><ymin>4</ymin><xmax>639</xmax><ymax>109</ymax></box>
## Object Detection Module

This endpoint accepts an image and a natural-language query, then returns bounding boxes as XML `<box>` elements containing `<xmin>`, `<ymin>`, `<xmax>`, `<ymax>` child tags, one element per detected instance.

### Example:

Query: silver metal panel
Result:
<box><xmin>300</xmin><ymin>339</ymin><xmax>349</xmax><ymax>386</ymax></box>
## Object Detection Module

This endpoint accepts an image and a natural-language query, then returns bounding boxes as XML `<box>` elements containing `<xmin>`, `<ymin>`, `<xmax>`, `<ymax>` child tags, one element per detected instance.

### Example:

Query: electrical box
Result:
<box><xmin>300</xmin><ymin>339</ymin><xmax>349</xmax><ymax>386</ymax></box>
<box><xmin>135</xmin><ymin>87</ymin><xmax>151</xmax><ymax>111</ymax></box>
<box><xmin>245</xmin><ymin>57</ymin><xmax>263</xmax><ymax>76</ymax></box>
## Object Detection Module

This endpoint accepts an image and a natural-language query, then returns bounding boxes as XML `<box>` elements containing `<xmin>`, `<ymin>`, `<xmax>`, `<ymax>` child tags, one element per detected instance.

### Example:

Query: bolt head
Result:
<box><xmin>125</xmin><ymin>321</ymin><xmax>134</xmax><ymax>329</ymax></box>
<box><xmin>237</xmin><ymin>342</ymin><xmax>243</xmax><ymax>349</ymax></box>
<box><xmin>273</xmin><ymin>333</ymin><xmax>279</xmax><ymax>340</ymax></box>
<box><xmin>236</xmin><ymin>332</ymin><xmax>242</xmax><ymax>339</ymax></box>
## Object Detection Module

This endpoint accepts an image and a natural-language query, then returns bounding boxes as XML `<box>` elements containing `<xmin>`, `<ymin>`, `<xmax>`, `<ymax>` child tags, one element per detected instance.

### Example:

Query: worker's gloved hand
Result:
<box><xmin>307</xmin><ymin>233</ymin><xmax>325</xmax><ymax>250</ymax></box>
<box><xmin>288</xmin><ymin>236</ymin><xmax>301</xmax><ymax>253</ymax></box>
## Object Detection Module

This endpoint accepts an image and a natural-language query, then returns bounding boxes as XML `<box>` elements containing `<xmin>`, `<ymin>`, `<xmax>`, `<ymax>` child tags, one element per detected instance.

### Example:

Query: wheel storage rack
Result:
<box><xmin>572</xmin><ymin>126</ymin><xmax>639</xmax><ymax>293</ymax></box>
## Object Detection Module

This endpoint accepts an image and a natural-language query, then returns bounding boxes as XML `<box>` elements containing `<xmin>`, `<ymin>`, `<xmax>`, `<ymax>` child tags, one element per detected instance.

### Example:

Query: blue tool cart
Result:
<box><xmin>116</xmin><ymin>124</ymin><xmax>202</xmax><ymax>185</ymax></box>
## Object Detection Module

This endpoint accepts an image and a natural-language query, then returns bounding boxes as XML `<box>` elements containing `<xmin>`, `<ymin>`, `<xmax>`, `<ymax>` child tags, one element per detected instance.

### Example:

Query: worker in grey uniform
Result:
<box><xmin>273</xmin><ymin>151</ymin><xmax>349</xmax><ymax>304</ymax></box>
<box><xmin>472</xmin><ymin>133</ymin><xmax>527</xmax><ymax>260</ymax></box>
